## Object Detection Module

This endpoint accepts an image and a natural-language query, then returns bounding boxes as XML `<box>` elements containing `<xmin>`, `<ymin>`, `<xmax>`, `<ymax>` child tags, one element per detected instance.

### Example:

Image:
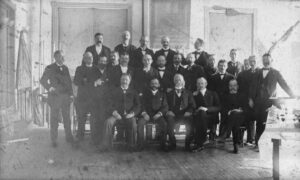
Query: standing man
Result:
<box><xmin>138</xmin><ymin>78</ymin><xmax>169</xmax><ymax>151</ymax></box>
<box><xmin>210</xmin><ymin>59</ymin><xmax>234</xmax><ymax>136</ymax></box>
<box><xmin>101</xmin><ymin>74</ymin><xmax>141</xmax><ymax>151</ymax></box>
<box><xmin>155</xmin><ymin>55</ymin><xmax>173</xmax><ymax>93</ymax></box>
<box><xmin>204</xmin><ymin>55</ymin><xmax>217</xmax><ymax>80</ymax></box>
<box><xmin>85</xmin><ymin>33</ymin><xmax>111</xmax><ymax>66</ymax></box>
<box><xmin>134</xmin><ymin>54</ymin><xmax>159</xmax><ymax>94</ymax></box>
<box><xmin>108</xmin><ymin>53</ymin><xmax>135</xmax><ymax>88</ymax></box>
<box><xmin>193</xmin><ymin>77</ymin><xmax>221</xmax><ymax>152</ymax></box>
<box><xmin>167</xmin><ymin>53</ymin><xmax>187</xmax><ymax>79</ymax></box>
<box><xmin>249</xmin><ymin>53</ymin><xmax>295</xmax><ymax>152</ymax></box>
<box><xmin>226</xmin><ymin>49</ymin><xmax>242</xmax><ymax>77</ymax></box>
<box><xmin>192</xmin><ymin>38</ymin><xmax>210</xmax><ymax>68</ymax></box>
<box><xmin>154</xmin><ymin>36</ymin><xmax>176</xmax><ymax>67</ymax></box>
<box><xmin>185</xmin><ymin>53</ymin><xmax>206</xmax><ymax>92</ymax></box>
<box><xmin>73</xmin><ymin>52</ymin><xmax>100</xmax><ymax>144</ymax></box>
<box><xmin>165</xmin><ymin>74</ymin><xmax>196</xmax><ymax>151</ymax></box>
<box><xmin>237</xmin><ymin>56</ymin><xmax>259</xmax><ymax>145</ymax></box>
<box><xmin>40</xmin><ymin>50</ymin><xmax>74</xmax><ymax>147</ymax></box>
<box><xmin>114</xmin><ymin>31</ymin><xmax>136</xmax><ymax>63</ymax></box>
<box><xmin>131</xmin><ymin>35</ymin><xmax>154</xmax><ymax>69</ymax></box>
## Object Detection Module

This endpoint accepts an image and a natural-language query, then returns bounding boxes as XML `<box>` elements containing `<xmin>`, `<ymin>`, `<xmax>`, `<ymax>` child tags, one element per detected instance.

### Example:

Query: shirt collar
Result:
<box><xmin>152</xmin><ymin>89</ymin><xmax>158</xmax><ymax>95</ymax></box>
<box><xmin>200</xmin><ymin>88</ymin><xmax>207</xmax><ymax>95</ymax></box>
<box><xmin>56</xmin><ymin>62</ymin><xmax>63</xmax><ymax>67</ymax></box>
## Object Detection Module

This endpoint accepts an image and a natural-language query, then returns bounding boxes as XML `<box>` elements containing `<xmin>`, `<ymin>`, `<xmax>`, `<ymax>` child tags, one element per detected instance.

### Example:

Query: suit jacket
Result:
<box><xmin>154</xmin><ymin>48</ymin><xmax>177</xmax><ymax>67</ymax></box>
<box><xmin>193</xmin><ymin>90</ymin><xmax>221</xmax><ymax>114</ymax></box>
<box><xmin>224</xmin><ymin>92</ymin><xmax>248</xmax><ymax>113</ymax></box>
<box><xmin>167</xmin><ymin>64</ymin><xmax>187</xmax><ymax>79</ymax></box>
<box><xmin>109</xmin><ymin>87</ymin><xmax>141</xmax><ymax>116</ymax></box>
<box><xmin>40</xmin><ymin>63</ymin><xmax>73</xmax><ymax>96</ymax></box>
<box><xmin>107</xmin><ymin>65</ymin><xmax>135</xmax><ymax>88</ymax></box>
<box><xmin>85</xmin><ymin>45</ymin><xmax>111</xmax><ymax>66</ymax></box>
<box><xmin>209</xmin><ymin>72</ymin><xmax>235</xmax><ymax>103</ymax></box>
<box><xmin>73</xmin><ymin>65</ymin><xmax>100</xmax><ymax>102</ymax></box>
<box><xmin>142</xmin><ymin>89</ymin><xmax>168</xmax><ymax>117</ymax></box>
<box><xmin>156</xmin><ymin>67</ymin><xmax>174</xmax><ymax>92</ymax></box>
<box><xmin>94</xmin><ymin>67</ymin><xmax>110</xmax><ymax>100</ymax></box>
<box><xmin>166</xmin><ymin>89</ymin><xmax>196</xmax><ymax>115</ymax></box>
<box><xmin>134</xmin><ymin>67</ymin><xmax>159</xmax><ymax>93</ymax></box>
<box><xmin>114</xmin><ymin>44</ymin><xmax>137</xmax><ymax>62</ymax></box>
<box><xmin>193</xmin><ymin>51</ymin><xmax>210</xmax><ymax>68</ymax></box>
<box><xmin>131</xmin><ymin>47</ymin><xmax>155</xmax><ymax>69</ymax></box>
<box><xmin>226</xmin><ymin>61</ymin><xmax>243</xmax><ymax>77</ymax></box>
<box><xmin>249</xmin><ymin>68</ymin><xmax>294</xmax><ymax>101</ymax></box>
<box><xmin>237</xmin><ymin>68</ymin><xmax>259</xmax><ymax>96</ymax></box>
<box><xmin>185</xmin><ymin>64</ymin><xmax>206</xmax><ymax>91</ymax></box>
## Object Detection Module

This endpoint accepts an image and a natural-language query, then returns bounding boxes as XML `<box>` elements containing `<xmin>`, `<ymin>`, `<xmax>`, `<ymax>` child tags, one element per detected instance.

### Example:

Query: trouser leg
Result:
<box><xmin>125</xmin><ymin>117</ymin><xmax>137</xmax><ymax>147</ymax></box>
<box><xmin>137</xmin><ymin>118</ymin><xmax>146</xmax><ymax>147</ymax></box>
<box><xmin>76</xmin><ymin>105</ymin><xmax>87</xmax><ymax>140</ymax></box>
<box><xmin>50</xmin><ymin>107</ymin><xmax>59</xmax><ymax>143</ymax></box>
<box><xmin>166</xmin><ymin>114</ymin><xmax>176</xmax><ymax>145</ymax></box>
<box><xmin>156</xmin><ymin>117</ymin><xmax>167</xmax><ymax>147</ymax></box>
<box><xmin>219</xmin><ymin>111</ymin><xmax>227</xmax><ymax>136</ymax></box>
<box><xmin>255</xmin><ymin>111</ymin><xmax>268</xmax><ymax>146</ymax></box>
<box><xmin>102</xmin><ymin>116</ymin><xmax>117</xmax><ymax>148</ymax></box>
<box><xmin>61</xmin><ymin>100</ymin><xmax>73</xmax><ymax>141</ymax></box>
<box><xmin>194</xmin><ymin>111</ymin><xmax>208</xmax><ymax>146</ymax></box>
<box><xmin>246</xmin><ymin>110</ymin><xmax>255</xmax><ymax>143</ymax></box>
<box><xmin>185</xmin><ymin>116</ymin><xmax>193</xmax><ymax>147</ymax></box>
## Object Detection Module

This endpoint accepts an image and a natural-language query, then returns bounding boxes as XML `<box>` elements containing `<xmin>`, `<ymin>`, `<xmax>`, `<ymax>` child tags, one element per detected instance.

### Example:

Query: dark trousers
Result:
<box><xmin>137</xmin><ymin>116</ymin><xmax>167</xmax><ymax>147</ymax></box>
<box><xmin>254</xmin><ymin>109</ymin><xmax>268</xmax><ymax>146</ymax></box>
<box><xmin>48</xmin><ymin>94</ymin><xmax>73</xmax><ymax>143</ymax></box>
<box><xmin>102</xmin><ymin>116</ymin><xmax>137</xmax><ymax>148</ymax></box>
<box><xmin>75</xmin><ymin>101</ymin><xmax>93</xmax><ymax>140</ymax></box>
<box><xmin>194</xmin><ymin>111</ymin><xmax>217</xmax><ymax>146</ymax></box>
<box><xmin>219</xmin><ymin>110</ymin><xmax>228</xmax><ymax>137</ymax></box>
<box><xmin>222</xmin><ymin>111</ymin><xmax>244</xmax><ymax>145</ymax></box>
<box><xmin>245</xmin><ymin>108</ymin><xmax>255</xmax><ymax>143</ymax></box>
<box><xmin>165</xmin><ymin>114</ymin><xmax>193</xmax><ymax>146</ymax></box>
<box><xmin>92</xmin><ymin>101</ymin><xmax>106</xmax><ymax>145</ymax></box>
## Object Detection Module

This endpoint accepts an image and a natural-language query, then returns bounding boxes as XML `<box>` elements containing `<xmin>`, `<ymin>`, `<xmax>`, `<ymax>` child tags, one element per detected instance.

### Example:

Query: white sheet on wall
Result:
<box><xmin>209</xmin><ymin>12</ymin><xmax>253</xmax><ymax>61</ymax></box>
<box><xmin>58</xmin><ymin>8</ymin><xmax>128</xmax><ymax>76</ymax></box>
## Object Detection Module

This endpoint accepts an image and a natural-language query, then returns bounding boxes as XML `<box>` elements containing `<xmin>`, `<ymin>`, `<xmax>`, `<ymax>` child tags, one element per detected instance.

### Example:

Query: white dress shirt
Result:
<box><xmin>120</xmin><ymin>66</ymin><xmax>128</xmax><ymax>74</ymax></box>
<box><xmin>95</xmin><ymin>45</ymin><xmax>102</xmax><ymax>55</ymax></box>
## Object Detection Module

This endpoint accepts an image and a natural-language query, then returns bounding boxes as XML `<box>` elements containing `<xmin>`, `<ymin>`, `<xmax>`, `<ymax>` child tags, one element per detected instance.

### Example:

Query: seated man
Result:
<box><xmin>155</xmin><ymin>55</ymin><xmax>173</xmax><ymax>93</ymax></box>
<box><xmin>165</xmin><ymin>74</ymin><xmax>196</xmax><ymax>151</ymax></box>
<box><xmin>217</xmin><ymin>79</ymin><xmax>248</xmax><ymax>154</ymax></box>
<box><xmin>101</xmin><ymin>74</ymin><xmax>141</xmax><ymax>151</ymax></box>
<box><xmin>193</xmin><ymin>77</ymin><xmax>221</xmax><ymax>152</ymax></box>
<box><xmin>138</xmin><ymin>78</ymin><xmax>168</xmax><ymax>151</ymax></box>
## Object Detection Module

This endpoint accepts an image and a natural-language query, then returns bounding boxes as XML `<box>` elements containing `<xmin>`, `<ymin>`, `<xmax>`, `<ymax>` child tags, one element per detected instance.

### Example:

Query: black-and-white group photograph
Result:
<box><xmin>1</xmin><ymin>0</ymin><xmax>300</xmax><ymax>179</ymax></box>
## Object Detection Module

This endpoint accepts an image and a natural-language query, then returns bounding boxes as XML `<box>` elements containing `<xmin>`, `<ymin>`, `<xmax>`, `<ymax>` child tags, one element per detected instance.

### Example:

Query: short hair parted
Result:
<box><xmin>218</xmin><ymin>59</ymin><xmax>227</xmax><ymax>65</ymax></box>
<box><xmin>94</xmin><ymin>32</ymin><xmax>103</xmax><ymax>38</ymax></box>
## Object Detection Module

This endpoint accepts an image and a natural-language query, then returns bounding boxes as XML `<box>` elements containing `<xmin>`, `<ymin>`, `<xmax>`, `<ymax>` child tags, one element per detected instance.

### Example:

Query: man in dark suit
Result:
<box><xmin>185</xmin><ymin>53</ymin><xmax>206</xmax><ymax>92</ymax></box>
<box><xmin>85</xmin><ymin>33</ymin><xmax>111</xmax><ymax>66</ymax></box>
<box><xmin>108</xmin><ymin>53</ymin><xmax>135</xmax><ymax>88</ymax></box>
<box><xmin>134</xmin><ymin>54</ymin><xmax>159</xmax><ymax>94</ymax></box>
<box><xmin>205</xmin><ymin>55</ymin><xmax>217</xmax><ymax>82</ymax></box>
<box><xmin>192</xmin><ymin>38</ymin><xmax>210</xmax><ymax>68</ymax></box>
<box><xmin>165</xmin><ymin>74</ymin><xmax>196</xmax><ymax>151</ymax></box>
<box><xmin>114</xmin><ymin>31</ymin><xmax>136</xmax><ymax>64</ymax></box>
<box><xmin>131</xmin><ymin>35</ymin><xmax>154</xmax><ymax>69</ymax></box>
<box><xmin>237</xmin><ymin>56</ymin><xmax>259</xmax><ymax>145</ymax></box>
<box><xmin>40</xmin><ymin>50</ymin><xmax>74</xmax><ymax>147</ymax></box>
<box><xmin>73</xmin><ymin>52</ymin><xmax>100</xmax><ymax>144</ymax></box>
<box><xmin>138</xmin><ymin>78</ymin><xmax>169</xmax><ymax>151</ymax></box>
<box><xmin>93</xmin><ymin>55</ymin><xmax>110</xmax><ymax>145</ymax></box>
<box><xmin>156</xmin><ymin>55</ymin><xmax>173</xmax><ymax>93</ymax></box>
<box><xmin>249</xmin><ymin>53</ymin><xmax>295</xmax><ymax>152</ymax></box>
<box><xmin>154</xmin><ymin>36</ymin><xmax>176</xmax><ymax>67</ymax></box>
<box><xmin>167</xmin><ymin>53</ymin><xmax>187</xmax><ymax>79</ymax></box>
<box><xmin>217</xmin><ymin>79</ymin><xmax>248</xmax><ymax>153</ymax></box>
<box><xmin>101</xmin><ymin>74</ymin><xmax>141</xmax><ymax>151</ymax></box>
<box><xmin>209</xmin><ymin>59</ymin><xmax>235</xmax><ymax>136</ymax></box>
<box><xmin>226</xmin><ymin>49</ymin><xmax>242</xmax><ymax>77</ymax></box>
<box><xmin>192</xmin><ymin>77</ymin><xmax>221</xmax><ymax>152</ymax></box>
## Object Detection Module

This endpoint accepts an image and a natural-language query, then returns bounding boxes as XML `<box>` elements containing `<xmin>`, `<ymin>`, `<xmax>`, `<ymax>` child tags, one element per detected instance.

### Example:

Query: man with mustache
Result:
<box><xmin>165</xmin><ymin>74</ymin><xmax>196</xmax><ymax>151</ymax></box>
<box><xmin>249</xmin><ymin>53</ymin><xmax>295</xmax><ymax>152</ymax></box>
<box><xmin>137</xmin><ymin>78</ymin><xmax>169</xmax><ymax>151</ymax></box>
<box><xmin>114</xmin><ymin>31</ymin><xmax>136</xmax><ymax>64</ymax></box>
<box><xmin>154</xmin><ymin>36</ymin><xmax>176</xmax><ymax>67</ymax></box>
<box><xmin>155</xmin><ymin>55</ymin><xmax>174</xmax><ymax>93</ymax></box>
<box><xmin>185</xmin><ymin>53</ymin><xmax>206</xmax><ymax>92</ymax></box>
<box><xmin>131</xmin><ymin>35</ymin><xmax>154</xmax><ymax>69</ymax></box>
<box><xmin>85</xmin><ymin>33</ymin><xmax>111</xmax><ymax>66</ymax></box>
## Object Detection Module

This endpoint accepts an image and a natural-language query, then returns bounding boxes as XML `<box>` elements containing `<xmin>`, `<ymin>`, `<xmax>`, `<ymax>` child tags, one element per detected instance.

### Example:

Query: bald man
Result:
<box><xmin>114</xmin><ymin>31</ymin><xmax>137</xmax><ymax>63</ymax></box>
<box><xmin>154</xmin><ymin>36</ymin><xmax>176</xmax><ymax>67</ymax></box>
<box><xmin>192</xmin><ymin>77</ymin><xmax>221</xmax><ymax>152</ymax></box>
<box><xmin>74</xmin><ymin>52</ymin><xmax>100</xmax><ymax>144</ymax></box>
<box><xmin>131</xmin><ymin>35</ymin><xmax>154</xmax><ymax>69</ymax></box>
<box><xmin>40</xmin><ymin>50</ymin><xmax>74</xmax><ymax>147</ymax></box>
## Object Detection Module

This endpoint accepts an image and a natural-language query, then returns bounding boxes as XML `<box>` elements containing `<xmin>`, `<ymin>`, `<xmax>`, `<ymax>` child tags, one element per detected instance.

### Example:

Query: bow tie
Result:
<box><xmin>262</xmin><ymin>68</ymin><xmax>270</xmax><ymax>71</ymax></box>
<box><xmin>163</xmin><ymin>49</ymin><xmax>169</xmax><ymax>52</ymax></box>
<box><xmin>195</xmin><ymin>51</ymin><xmax>201</xmax><ymax>54</ymax></box>
<box><xmin>158</xmin><ymin>69</ymin><xmax>165</xmax><ymax>72</ymax></box>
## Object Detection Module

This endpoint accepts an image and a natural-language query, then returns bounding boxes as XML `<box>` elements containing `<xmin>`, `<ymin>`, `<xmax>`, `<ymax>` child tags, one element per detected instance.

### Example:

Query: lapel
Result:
<box><xmin>93</xmin><ymin>45</ymin><xmax>100</xmax><ymax>55</ymax></box>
